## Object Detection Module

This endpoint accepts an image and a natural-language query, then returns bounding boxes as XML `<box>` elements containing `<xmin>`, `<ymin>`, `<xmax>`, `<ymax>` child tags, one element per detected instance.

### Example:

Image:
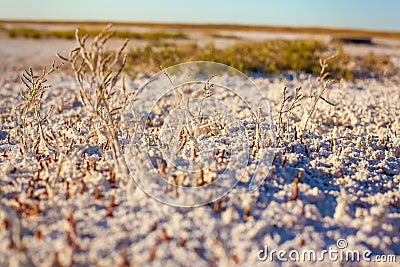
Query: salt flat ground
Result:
<box><xmin>0</xmin><ymin>24</ymin><xmax>399</xmax><ymax>266</ymax></box>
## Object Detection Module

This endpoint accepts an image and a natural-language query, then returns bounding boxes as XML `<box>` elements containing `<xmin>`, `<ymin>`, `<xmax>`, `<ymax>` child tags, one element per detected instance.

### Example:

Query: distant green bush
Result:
<box><xmin>126</xmin><ymin>40</ymin><xmax>358</xmax><ymax>79</ymax></box>
<box><xmin>6</xmin><ymin>27</ymin><xmax>187</xmax><ymax>40</ymax></box>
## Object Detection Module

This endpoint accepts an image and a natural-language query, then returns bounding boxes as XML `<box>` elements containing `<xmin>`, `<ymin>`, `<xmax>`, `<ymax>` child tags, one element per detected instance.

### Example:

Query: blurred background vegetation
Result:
<box><xmin>2</xmin><ymin>25</ymin><xmax>395</xmax><ymax>80</ymax></box>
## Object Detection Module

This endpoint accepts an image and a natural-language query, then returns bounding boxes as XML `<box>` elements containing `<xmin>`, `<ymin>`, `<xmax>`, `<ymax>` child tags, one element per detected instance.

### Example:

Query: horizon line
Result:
<box><xmin>1</xmin><ymin>19</ymin><xmax>400</xmax><ymax>37</ymax></box>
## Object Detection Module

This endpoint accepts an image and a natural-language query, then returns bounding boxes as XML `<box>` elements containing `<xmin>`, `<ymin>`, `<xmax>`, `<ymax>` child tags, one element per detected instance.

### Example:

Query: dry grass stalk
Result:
<box><xmin>276</xmin><ymin>55</ymin><xmax>339</xmax><ymax>143</ymax></box>
<box><xmin>291</xmin><ymin>171</ymin><xmax>303</xmax><ymax>201</ymax></box>
<box><xmin>302</xmin><ymin>55</ymin><xmax>338</xmax><ymax>132</ymax></box>
<box><xmin>57</xmin><ymin>24</ymin><xmax>131</xmax><ymax>178</ymax></box>
<box><xmin>277</xmin><ymin>86</ymin><xmax>303</xmax><ymax>141</ymax></box>
<box><xmin>16</xmin><ymin>61</ymin><xmax>63</xmax><ymax>152</ymax></box>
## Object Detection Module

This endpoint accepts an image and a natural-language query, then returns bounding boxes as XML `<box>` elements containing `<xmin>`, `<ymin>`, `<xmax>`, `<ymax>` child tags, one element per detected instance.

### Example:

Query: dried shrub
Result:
<box><xmin>15</xmin><ymin>61</ymin><xmax>63</xmax><ymax>152</ymax></box>
<box><xmin>57</xmin><ymin>24</ymin><xmax>132</xmax><ymax>178</ymax></box>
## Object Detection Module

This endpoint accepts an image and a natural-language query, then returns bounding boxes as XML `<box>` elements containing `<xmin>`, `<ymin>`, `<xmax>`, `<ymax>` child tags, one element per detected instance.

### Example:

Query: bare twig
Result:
<box><xmin>16</xmin><ymin>61</ymin><xmax>63</xmax><ymax>151</ymax></box>
<box><xmin>277</xmin><ymin>86</ymin><xmax>303</xmax><ymax>141</ymax></box>
<box><xmin>57</xmin><ymin>24</ymin><xmax>132</xmax><ymax>179</ymax></box>
<box><xmin>302</xmin><ymin>55</ymin><xmax>338</xmax><ymax>132</ymax></box>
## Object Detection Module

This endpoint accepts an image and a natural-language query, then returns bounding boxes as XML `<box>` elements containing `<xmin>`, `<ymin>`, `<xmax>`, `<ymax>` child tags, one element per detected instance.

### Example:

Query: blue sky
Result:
<box><xmin>0</xmin><ymin>0</ymin><xmax>399</xmax><ymax>31</ymax></box>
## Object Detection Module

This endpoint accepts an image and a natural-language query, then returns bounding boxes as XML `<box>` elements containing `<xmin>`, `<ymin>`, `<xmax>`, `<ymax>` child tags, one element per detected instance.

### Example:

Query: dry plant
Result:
<box><xmin>12</xmin><ymin>61</ymin><xmax>99</xmax><ymax>188</ymax></box>
<box><xmin>277</xmin><ymin>86</ymin><xmax>303</xmax><ymax>141</ymax></box>
<box><xmin>276</xmin><ymin>55</ymin><xmax>338</xmax><ymax>142</ymax></box>
<box><xmin>57</xmin><ymin>24</ymin><xmax>131</xmax><ymax>178</ymax></box>
<box><xmin>15</xmin><ymin>61</ymin><xmax>63</xmax><ymax>152</ymax></box>
<box><xmin>302</xmin><ymin>55</ymin><xmax>338</xmax><ymax>132</ymax></box>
